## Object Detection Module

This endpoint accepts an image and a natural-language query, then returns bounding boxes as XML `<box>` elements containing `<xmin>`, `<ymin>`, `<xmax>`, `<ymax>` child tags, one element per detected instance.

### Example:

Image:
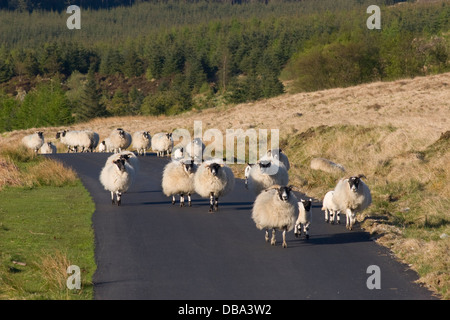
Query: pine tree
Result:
<box><xmin>77</xmin><ymin>68</ymin><xmax>107</xmax><ymax>122</ymax></box>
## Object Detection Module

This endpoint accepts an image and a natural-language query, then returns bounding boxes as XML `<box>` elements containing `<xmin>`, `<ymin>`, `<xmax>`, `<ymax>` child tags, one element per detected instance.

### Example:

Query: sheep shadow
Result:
<box><xmin>288</xmin><ymin>231</ymin><xmax>372</xmax><ymax>247</ymax></box>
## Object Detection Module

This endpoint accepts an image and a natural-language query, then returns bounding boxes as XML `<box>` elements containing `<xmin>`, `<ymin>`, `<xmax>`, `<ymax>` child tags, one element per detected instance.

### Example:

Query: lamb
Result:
<box><xmin>132</xmin><ymin>131</ymin><xmax>151</xmax><ymax>156</ymax></box>
<box><xmin>261</xmin><ymin>148</ymin><xmax>290</xmax><ymax>171</ymax></box>
<box><xmin>39</xmin><ymin>141</ymin><xmax>57</xmax><ymax>154</ymax></box>
<box><xmin>332</xmin><ymin>174</ymin><xmax>372</xmax><ymax>230</ymax></box>
<box><xmin>161</xmin><ymin>159</ymin><xmax>197</xmax><ymax>207</ymax></box>
<box><xmin>310</xmin><ymin>157</ymin><xmax>346</xmax><ymax>174</ymax></box>
<box><xmin>244</xmin><ymin>163</ymin><xmax>253</xmax><ymax>189</ymax></box>
<box><xmin>247</xmin><ymin>159</ymin><xmax>289</xmax><ymax>196</ymax></box>
<box><xmin>98</xmin><ymin>140</ymin><xmax>106</xmax><ymax>152</ymax></box>
<box><xmin>294</xmin><ymin>198</ymin><xmax>313</xmax><ymax>239</ymax></box>
<box><xmin>251</xmin><ymin>185</ymin><xmax>299</xmax><ymax>248</ymax></box>
<box><xmin>99</xmin><ymin>155</ymin><xmax>135</xmax><ymax>206</ymax></box>
<box><xmin>108</xmin><ymin>128</ymin><xmax>132</xmax><ymax>153</ymax></box>
<box><xmin>152</xmin><ymin>132</ymin><xmax>173</xmax><ymax>157</ymax></box>
<box><xmin>22</xmin><ymin>131</ymin><xmax>44</xmax><ymax>153</ymax></box>
<box><xmin>193</xmin><ymin>159</ymin><xmax>235</xmax><ymax>213</ymax></box>
<box><xmin>322</xmin><ymin>190</ymin><xmax>341</xmax><ymax>224</ymax></box>
<box><xmin>185</xmin><ymin>138</ymin><xmax>205</xmax><ymax>162</ymax></box>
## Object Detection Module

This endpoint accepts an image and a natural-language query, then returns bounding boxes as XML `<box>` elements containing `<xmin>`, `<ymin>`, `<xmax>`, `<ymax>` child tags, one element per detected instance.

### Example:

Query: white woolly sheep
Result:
<box><xmin>98</xmin><ymin>140</ymin><xmax>106</xmax><ymax>152</ymax></box>
<box><xmin>99</xmin><ymin>155</ymin><xmax>135</xmax><ymax>206</ymax></box>
<box><xmin>294</xmin><ymin>198</ymin><xmax>313</xmax><ymax>239</ymax></box>
<box><xmin>310</xmin><ymin>157</ymin><xmax>346</xmax><ymax>174</ymax></box>
<box><xmin>332</xmin><ymin>174</ymin><xmax>372</xmax><ymax>230</ymax></box>
<box><xmin>152</xmin><ymin>132</ymin><xmax>173</xmax><ymax>157</ymax></box>
<box><xmin>108</xmin><ymin>128</ymin><xmax>132</xmax><ymax>153</ymax></box>
<box><xmin>251</xmin><ymin>185</ymin><xmax>299</xmax><ymax>248</ymax></box>
<box><xmin>172</xmin><ymin>147</ymin><xmax>184</xmax><ymax>160</ymax></box>
<box><xmin>193</xmin><ymin>159</ymin><xmax>235</xmax><ymax>213</ymax></box>
<box><xmin>247</xmin><ymin>159</ymin><xmax>289</xmax><ymax>196</ymax></box>
<box><xmin>244</xmin><ymin>163</ymin><xmax>253</xmax><ymax>189</ymax></box>
<box><xmin>322</xmin><ymin>190</ymin><xmax>341</xmax><ymax>224</ymax></box>
<box><xmin>39</xmin><ymin>141</ymin><xmax>57</xmax><ymax>154</ymax></box>
<box><xmin>162</xmin><ymin>159</ymin><xmax>197</xmax><ymax>207</ymax></box>
<box><xmin>261</xmin><ymin>148</ymin><xmax>290</xmax><ymax>171</ymax></box>
<box><xmin>56</xmin><ymin>130</ymin><xmax>77</xmax><ymax>152</ymax></box>
<box><xmin>185</xmin><ymin>138</ymin><xmax>205</xmax><ymax>161</ymax></box>
<box><xmin>132</xmin><ymin>131</ymin><xmax>151</xmax><ymax>156</ymax></box>
<box><xmin>55</xmin><ymin>130</ymin><xmax>98</xmax><ymax>153</ymax></box>
<box><xmin>22</xmin><ymin>131</ymin><xmax>44</xmax><ymax>153</ymax></box>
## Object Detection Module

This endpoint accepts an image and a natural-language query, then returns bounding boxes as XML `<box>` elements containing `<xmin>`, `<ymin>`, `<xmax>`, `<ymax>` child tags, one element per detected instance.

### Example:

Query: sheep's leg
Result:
<box><xmin>244</xmin><ymin>179</ymin><xmax>248</xmax><ymax>189</ymax></box>
<box><xmin>294</xmin><ymin>223</ymin><xmax>300</xmax><ymax>238</ymax></box>
<box><xmin>325</xmin><ymin>209</ymin><xmax>329</xmax><ymax>223</ymax></box>
<box><xmin>111</xmin><ymin>191</ymin><xmax>115</xmax><ymax>205</ymax></box>
<box><xmin>346</xmin><ymin>208</ymin><xmax>354</xmax><ymax>230</ymax></box>
<box><xmin>304</xmin><ymin>222</ymin><xmax>310</xmax><ymax>240</ymax></box>
<box><xmin>117</xmin><ymin>192</ymin><xmax>122</xmax><ymax>206</ymax></box>
<box><xmin>180</xmin><ymin>193</ymin><xmax>185</xmax><ymax>207</ymax></box>
<box><xmin>172</xmin><ymin>195</ymin><xmax>176</xmax><ymax>205</ymax></box>
<box><xmin>336</xmin><ymin>210</ymin><xmax>341</xmax><ymax>224</ymax></box>
<box><xmin>282</xmin><ymin>227</ymin><xmax>288</xmax><ymax>248</ymax></box>
<box><xmin>214</xmin><ymin>197</ymin><xmax>219</xmax><ymax>211</ymax></box>
<box><xmin>265</xmin><ymin>229</ymin><xmax>269</xmax><ymax>243</ymax></box>
<box><xmin>188</xmin><ymin>193</ymin><xmax>192</xmax><ymax>207</ymax></box>
<box><xmin>271</xmin><ymin>229</ymin><xmax>276</xmax><ymax>246</ymax></box>
<box><xmin>209</xmin><ymin>192</ymin><xmax>214</xmax><ymax>213</ymax></box>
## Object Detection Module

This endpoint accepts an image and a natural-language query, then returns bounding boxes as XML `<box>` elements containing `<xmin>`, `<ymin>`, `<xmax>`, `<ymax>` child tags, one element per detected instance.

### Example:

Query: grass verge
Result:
<box><xmin>0</xmin><ymin>146</ymin><xmax>95</xmax><ymax>300</ymax></box>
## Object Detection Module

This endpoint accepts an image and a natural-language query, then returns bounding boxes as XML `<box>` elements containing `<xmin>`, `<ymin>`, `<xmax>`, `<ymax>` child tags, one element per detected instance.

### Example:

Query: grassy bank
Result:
<box><xmin>0</xmin><ymin>146</ymin><xmax>95</xmax><ymax>299</ymax></box>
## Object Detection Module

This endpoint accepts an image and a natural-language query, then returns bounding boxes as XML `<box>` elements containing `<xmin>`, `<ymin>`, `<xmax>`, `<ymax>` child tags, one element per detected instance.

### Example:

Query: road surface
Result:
<box><xmin>49</xmin><ymin>153</ymin><xmax>437</xmax><ymax>300</ymax></box>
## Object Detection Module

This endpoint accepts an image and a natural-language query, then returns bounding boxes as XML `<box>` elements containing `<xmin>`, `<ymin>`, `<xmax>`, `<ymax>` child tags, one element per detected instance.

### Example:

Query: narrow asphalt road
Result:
<box><xmin>49</xmin><ymin>153</ymin><xmax>436</xmax><ymax>300</ymax></box>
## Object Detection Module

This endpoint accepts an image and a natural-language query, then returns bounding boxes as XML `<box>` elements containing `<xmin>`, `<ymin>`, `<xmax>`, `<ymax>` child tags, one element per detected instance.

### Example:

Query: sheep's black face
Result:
<box><xmin>56</xmin><ymin>132</ymin><xmax>60</xmax><ymax>139</ymax></box>
<box><xmin>208</xmin><ymin>163</ymin><xmax>222</xmax><ymax>176</ymax></box>
<box><xmin>114</xmin><ymin>159</ymin><xmax>126</xmax><ymax>172</ymax></box>
<box><xmin>183</xmin><ymin>162</ymin><xmax>194</xmax><ymax>174</ymax></box>
<box><xmin>36</xmin><ymin>131</ymin><xmax>43</xmax><ymax>138</ymax></box>
<box><xmin>143</xmin><ymin>132</ymin><xmax>150</xmax><ymax>139</ymax></box>
<box><xmin>259</xmin><ymin>160</ymin><xmax>272</xmax><ymax>173</ymax></box>
<box><xmin>277</xmin><ymin>186</ymin><xmax>291</xmax><ymax>202</ymax></box>
<box><xmin>301</xmin><ymin>199</ymin><xmax>312</xmax><ymax>211</ymax></box>
<box><xmin>348</xmin><ymin>177</ymin><xmax>360</xmax><ymax>192</ymax></box>
<box><xmin>118</xmin><ymin>130</ymin><xmax>125</xmax><ymax>138</ymax></box>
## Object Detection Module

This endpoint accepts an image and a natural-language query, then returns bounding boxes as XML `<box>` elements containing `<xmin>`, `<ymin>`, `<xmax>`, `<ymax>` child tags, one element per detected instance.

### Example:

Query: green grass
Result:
<box><xmin>0</xmin><ymin>184</ymin><xmax>95</xmax><ymax>299</ymax></box>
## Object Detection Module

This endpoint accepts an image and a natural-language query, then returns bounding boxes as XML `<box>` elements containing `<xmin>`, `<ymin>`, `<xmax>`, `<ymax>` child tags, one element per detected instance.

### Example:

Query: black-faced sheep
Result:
<box><xmin>162</xmin><ymin>159</ymin><xmax>197</xmax><ymax>207</ymax></box>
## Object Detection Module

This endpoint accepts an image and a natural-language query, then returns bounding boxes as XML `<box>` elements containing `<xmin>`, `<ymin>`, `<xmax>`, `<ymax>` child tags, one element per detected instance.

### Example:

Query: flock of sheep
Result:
<box><xmin>22</xmin><ymin>128</ymin><xmax>372</xmax><ymax>248</ymax></box>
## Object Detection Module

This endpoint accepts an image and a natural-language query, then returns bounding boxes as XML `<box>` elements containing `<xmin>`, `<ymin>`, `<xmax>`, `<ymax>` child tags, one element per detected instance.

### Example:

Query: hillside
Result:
<box><xmin>2</xmin><ymin>74</ymin><xmax>449</xmax><ymax>299</ymax></box>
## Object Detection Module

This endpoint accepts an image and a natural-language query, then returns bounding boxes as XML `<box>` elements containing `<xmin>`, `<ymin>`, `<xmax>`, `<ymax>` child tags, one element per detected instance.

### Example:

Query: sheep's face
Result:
<box><xmin>143</xmin><ymin>132</ymin><xmax>150</xmax><ymax>139</ymax></box>
<box><xmin>183</xmin><ymin>162</ymin><xmax>194</xmax><ymax>174</ymax></box>
<box><xmin>36</xmin><ymin>131</ymin><xmax>44</xmax><ymax>138</ymax></box>
<box><xmin>113</xmin><ymin>159</ymin><xmax>126</xmax><ymax>172</ymax></box>
<box><xmin>258</xmin><ymin>160</ymin><xmax>272</xmax><ymax>173</ymax></box>
<box><xmin>300</xmin><ymin>199</ymin><xmax>312</xmax><ymax>211</ymax></box>
<box><xmin>277</xmin><ymin>186</ymin><xmax>292</xmax><ymax>202</ymax></box>
<box><xmin>348</xmin><ymin>177</ymin><xmax>361</xmax><ymax>192</ymax></box>
<box><xmin>118</xmin><ymin>129</ymin><xmax>125</xmax><ymax>138</ymax></box>
<box><xmin>207</xmin><ymin>163</ymin><xmax>223</xmax><ymax>176</ymax></box>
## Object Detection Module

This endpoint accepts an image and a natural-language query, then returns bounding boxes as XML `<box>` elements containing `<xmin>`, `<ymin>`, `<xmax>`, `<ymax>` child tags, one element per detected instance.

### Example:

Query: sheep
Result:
<box><xmin>22</xmin><ymin>131</ymin><xmax>44</xmax><ymax>153</ymax></box>
<box><xmin>310</xmin><ymin>157</ymin><xmax>346</xmax><ymax>174</ymax></box>
<box><xmin>261</xmin><ymin>148</ymin><xmax>290</xmax><ymax>171</ymax></box>
<box><xmin>108</xmin><ymin>128</ymin><xmax>132</xmax><ymax>153</ymax></box>
<box><xmin>332</xmin><ymin>174</ymin><xmax>372</xmax><ymax>230</ymax></box>
<box><xmin>294</xmin><ymin>198</ymin><xmax>313</xmax><ymax>239</ymax></box>
<box><xmin>99</xmin><ymin>156</ymin><xmax>135</xmax><ymax>206</ymax></box>
<box><xmin>193</xmin><ymin>159</ymin><xmax>235</xmax><ymax>213</ymax></box>
<box><xmin>98</xmin><ymin>140</ymin><xmax>107</xmax><ymax>152</ymax></box>
<box><xmin>161</xmin><ymin>159</ymin><xmax>197</xmax><ymax>207</ymax></box>
<box><xmin>322</xmin><ymin>190</ymin><xmax>341</xmax><ymax>224</ymax></box>
<box><xmin>244</xmin><ymin>163</ymin><xmax>253</xmax><ymax>189</ymax></box>
<box><xmin>172</xmin><ymin>147</ymin><xmax>184</xmax><ymax>160</ymax></box>
<box><xmin>152</xmin><ymin>132</ymin><xmax>173</xmax><ymax>157</ymax></box>
<box><xmin>247</xmin><ymin>159</ymin><xmax>289</xmax><ymax>196</ymax></box>
<box><xmin>55</xmin><ymin>130</ymin><xmax>99</xmax><ymax>153</ymax></box>
<box><xmin>39</xmin><ymin>141</ymin><xmax>57</xmax><ymax>154</ymax></box>
<box><xmin>251</xmin><ymin>185</ymin><xmax>299</xmax><ymax>248</ymax></box>
<box><xmin>132</xmin><ymin>131</ymin><xmax>151</xmax><ymax>156</ymax></box>
<box><xmin>185</xmin><ymin>138</ymin><xmax>205</xmax><ymax>162</ymax></box>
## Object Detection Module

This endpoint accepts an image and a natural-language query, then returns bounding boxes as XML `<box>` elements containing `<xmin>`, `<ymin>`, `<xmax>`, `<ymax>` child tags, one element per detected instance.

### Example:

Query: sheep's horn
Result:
<box><xmin>288</xmin><ymin>185</ymin><xmax>301</xmax><ymax>192</ymax></box>
<box><xmin>357</xmin><ymin>174</ymin><xmax>367</xmax><ymax>179</ymax></box>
